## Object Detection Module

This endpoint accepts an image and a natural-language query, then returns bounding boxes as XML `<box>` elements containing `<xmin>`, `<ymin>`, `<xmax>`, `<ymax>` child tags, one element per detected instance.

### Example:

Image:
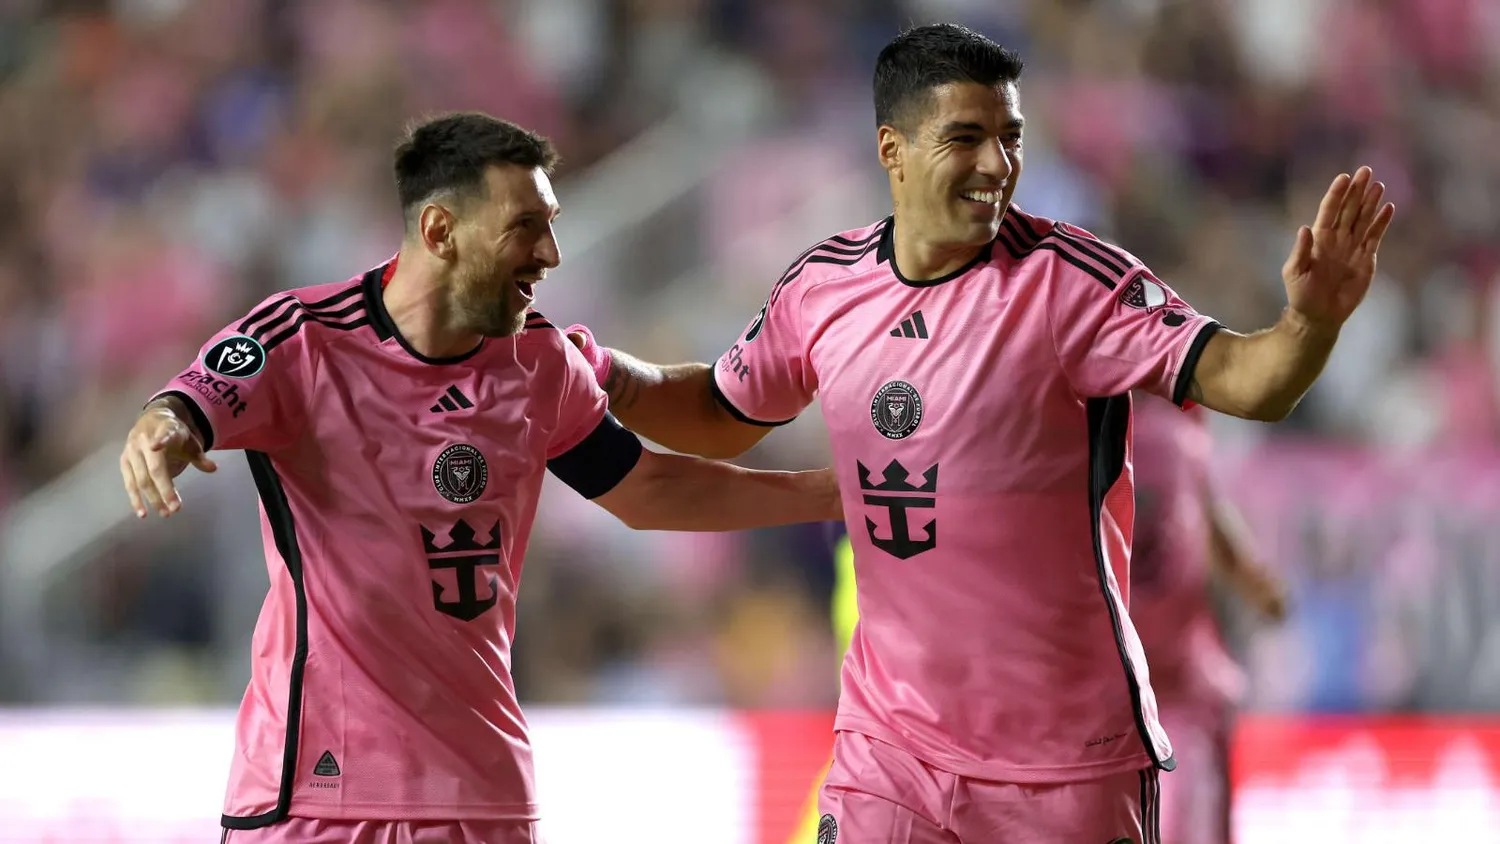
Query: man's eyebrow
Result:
<box><xmin>938</xmin><ymin>121</ymin><xmax>987</xmax><ymax>135</ymax></box>
<box><xmin>936</xmin><ymin>118</ymin><xmax>1025</xmax><ymax>135</ymax></box>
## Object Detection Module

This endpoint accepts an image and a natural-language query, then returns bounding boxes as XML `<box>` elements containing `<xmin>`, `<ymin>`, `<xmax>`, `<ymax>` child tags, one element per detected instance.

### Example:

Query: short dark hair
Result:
<box><xmin>873</xmin><ymin>24</ymin><xmax>1025</xmax><ymax>134</ymax></box>
<box><xmin>393</xmin><ymin>112</ymin><xmax>559</xmax><ymax>222</ymax></box>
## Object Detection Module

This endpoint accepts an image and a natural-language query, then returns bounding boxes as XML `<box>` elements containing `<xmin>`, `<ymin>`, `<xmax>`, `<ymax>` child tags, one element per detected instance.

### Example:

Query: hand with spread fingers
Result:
<box><xmin>1281</xmin><ymin>166</ymin><xmax>1396</xmax><ymax>332</ymax></box>
<box><xmin>119</xmin><ymin>400</ymin><xmax>218</xmax><ymax>519</ymax></box>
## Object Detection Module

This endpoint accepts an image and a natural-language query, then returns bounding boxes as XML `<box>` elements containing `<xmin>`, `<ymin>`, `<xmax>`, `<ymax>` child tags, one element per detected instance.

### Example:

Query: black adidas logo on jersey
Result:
<box><xmin>313</xmin><ymin>750</ymin><xmax>341</xmax><ymax>777</ymax></box>
<box><xmin>889</xmin><ymin>310</ymin><xmax>929</xmax><ymax>339</ymax></box>
<box><xmin>430</xmin><ymin>386</ymin><xmax>474</xmax><ymax>413</ymax></box>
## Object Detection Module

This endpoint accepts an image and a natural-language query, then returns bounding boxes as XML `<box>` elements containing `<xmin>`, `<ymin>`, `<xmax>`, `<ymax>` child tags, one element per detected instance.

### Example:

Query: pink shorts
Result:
<box><xmin>1157</xmin><ymin>702</ymin><xmax>1233</xmax><ymax>844</ymax></box>
<box><xmin>220</xmin><ymin>817</ymin><xmax>543</xmax><ymax>844</ymax></box>
<box><xmin>817</xmin><ymin>730</ymin><xmax>1160</xmax><ymax>843</ymax></box>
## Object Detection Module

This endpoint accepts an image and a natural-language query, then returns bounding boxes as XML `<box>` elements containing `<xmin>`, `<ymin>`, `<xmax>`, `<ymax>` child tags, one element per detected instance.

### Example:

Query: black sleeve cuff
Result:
<box><xmin>151</xmin><ymin>390</ymin><xmax>217</xmax><ymax>451</ymax></box>
<box><xmin>1171</xmin><ymin>321</ymin><xmax>1221</xmax><ymax>407</ymax></box>
<box><xmin>708</xmin><ymin>371</ymin><xmax>796</xmax><ymax>428</ymax></box>
<box><xmin>547</xmin><ymin>412</ymin><xmax>644</xmax><ymax>499</ymax></box>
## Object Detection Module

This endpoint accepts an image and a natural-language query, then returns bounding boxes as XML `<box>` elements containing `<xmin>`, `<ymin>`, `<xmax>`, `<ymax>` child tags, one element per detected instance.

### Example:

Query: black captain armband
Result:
<box><xmin>546</xmin><ymin>412</ymin><xmax>644</xmax><ymax>499</ymax></box>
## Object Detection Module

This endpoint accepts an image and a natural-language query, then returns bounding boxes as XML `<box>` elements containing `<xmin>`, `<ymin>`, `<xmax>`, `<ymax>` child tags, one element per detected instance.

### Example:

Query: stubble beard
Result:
<box><xmin>454</xmin><ymin>264</ymin><xmax>527</xmax><ymax>339</ymax></box>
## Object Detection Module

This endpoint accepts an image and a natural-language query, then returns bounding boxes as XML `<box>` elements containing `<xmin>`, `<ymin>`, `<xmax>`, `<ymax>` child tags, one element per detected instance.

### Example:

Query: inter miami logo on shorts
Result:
<box><xmin>817</xmin><ymin>814</ymin><xmax>838</xmax><ymax>844</ymax></box>
<box><xmin>432</xmin><ymin>443</ymin><xmax>488</xmax><ymax>504</ymax></box>
<box><xmin>871</xmin><ymin>380</ymin><xmax>923</xmax><ymax>440</ymax></box>
<box><xmin>1120</xmin><ymin>276</ymin><xmax>1168</xmax><ymax>311</ymax></box>
<box><xmin>203</xmin><ymin>335</ymin><xmax>266</xmax><ymax>379</ymax></box>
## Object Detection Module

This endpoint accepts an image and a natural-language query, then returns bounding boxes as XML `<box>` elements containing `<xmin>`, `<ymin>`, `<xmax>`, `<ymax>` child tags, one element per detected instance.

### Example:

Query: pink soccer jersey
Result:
<box><xmin>1128</xmin><ymin>393</ymin><xmax>1246</xmax><ymax>709</ymax></box>
<box><xmin>152</xmin><ymin>260</ymin><xmax>644</xmax><ymax>830</ymax></box>
<box><xmin>714</xmin><ymin>208</ymin><xmax>1219</xmax><ymax>782</ymax></box>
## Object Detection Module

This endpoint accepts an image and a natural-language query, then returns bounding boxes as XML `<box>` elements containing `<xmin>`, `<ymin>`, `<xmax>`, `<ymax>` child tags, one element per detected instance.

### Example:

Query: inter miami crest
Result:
<box><xmin>870</xmin><ymin>380</ymin><xmax>923</xmax><ymax>440</ymax></box>
<box><xmin>817</xmin><ymin>813</ymin><xmax>838</xmax><ymax>844</ymax></box>
<box><xmin>432</xmin><ymin>443</ymin><xmax>488</xmax><ymax>504</ymax></box>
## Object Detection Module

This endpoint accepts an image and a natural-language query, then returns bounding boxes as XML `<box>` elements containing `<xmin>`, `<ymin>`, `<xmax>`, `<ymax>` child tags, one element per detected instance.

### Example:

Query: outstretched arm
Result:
<box><xmin>1187</xmin><ymin>167</ymin><xmax>1395</xmax><ymax>421</ymax></box>
<box><xmin>567</xmin><ymin>326</ymin><xmax>777</xmax><ymax>459</ymax></box>
<box><xmin>601</xmin><ymin>348</ymin><xmax>772</xmax><ymax>459</ymax></box>
<box><xmin>592</xmin><ymin>448</ymin><xmax>840</xmax><ymax>531</ymax></box>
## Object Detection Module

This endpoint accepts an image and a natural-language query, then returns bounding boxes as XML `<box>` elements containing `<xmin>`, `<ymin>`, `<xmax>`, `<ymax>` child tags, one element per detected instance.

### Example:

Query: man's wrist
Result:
<box><xmin>142</xmin><ymin>395</ymin><xmax>205</xmax><ymax>448</ymax></box>
<box><xmin>1280</xmin><ymin>307</ymin><xmax>1341</xmax><ymax>344</ymax></box>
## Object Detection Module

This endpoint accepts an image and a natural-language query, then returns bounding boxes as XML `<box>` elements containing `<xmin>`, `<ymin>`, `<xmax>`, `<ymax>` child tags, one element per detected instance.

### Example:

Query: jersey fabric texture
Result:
<box><xmin>154</xmin><ymin>260</ymin><xmax>642</xmax><ymax>828</ymax></box>
<box><xmin>714</xmin><ymin>208</ymin><xmax>1219</xmax><ymax>783</ymax></box>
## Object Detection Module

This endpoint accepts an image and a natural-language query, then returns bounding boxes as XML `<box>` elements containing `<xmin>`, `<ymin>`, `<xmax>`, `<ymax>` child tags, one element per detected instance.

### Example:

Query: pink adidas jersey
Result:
<box><xmin>714</xmin><ymin>208</ymin><xmax>1219</xmax><ymax>782</ymax></box>
<box><xmin>152</xmin><ymin>261</ymin><xmax>643</xmax><ymax>829</ymax></box>
<box><xmin>1129</xmin><ymin>393</ymin><xmax>1246</xmax><ymax>708</ymax></box>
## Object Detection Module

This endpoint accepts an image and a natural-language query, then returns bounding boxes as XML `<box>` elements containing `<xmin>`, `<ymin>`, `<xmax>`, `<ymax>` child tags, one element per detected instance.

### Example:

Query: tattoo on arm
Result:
<box><xmin>603</xmin><ymin>361</ymin><xmax>643</xmax><ymax>411</ymax></box>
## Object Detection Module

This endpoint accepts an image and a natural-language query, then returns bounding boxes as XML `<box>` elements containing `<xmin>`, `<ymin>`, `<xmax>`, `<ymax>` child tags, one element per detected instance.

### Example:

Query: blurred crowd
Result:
<box><xmin>1</xmin><ymin>0</ymin><xmax>1498</xmax><ymax>714</ymax></box>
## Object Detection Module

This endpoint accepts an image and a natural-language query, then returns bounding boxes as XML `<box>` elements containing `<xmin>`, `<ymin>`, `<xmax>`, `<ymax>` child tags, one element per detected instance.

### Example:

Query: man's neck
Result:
<box><xmin>891</xmin><ymin>219</ymin><xmax>984</xmax><ymax>281</ymax></box>
<box><xmin>383</xmin><ymin>248</ymin><xmax>482</xmax><ymax>359</ymax></box>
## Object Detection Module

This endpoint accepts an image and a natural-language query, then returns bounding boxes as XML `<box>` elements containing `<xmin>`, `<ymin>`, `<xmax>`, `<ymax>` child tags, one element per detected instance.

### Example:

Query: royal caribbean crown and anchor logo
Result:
<box><xmin>858</xmin><ymin>458</ymin><xmax>939</xmax><ymax>559</ymax></box>
<box><xmin>422</xmin><ymin>519</ymin><xmax>503</xmax><ymax>621</ymax></box>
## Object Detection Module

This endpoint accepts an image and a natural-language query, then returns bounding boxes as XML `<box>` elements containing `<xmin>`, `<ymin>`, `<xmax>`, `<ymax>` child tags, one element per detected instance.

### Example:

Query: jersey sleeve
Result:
<box><xmin>545</xmin><ymin>330</ymin><xmax>643</xmax><ymax>499</ymax></box>
<box><xmin>711</xmin><ymin>275</ymin><xmax>818</xmax><ymax>425</ymax></box>
<box><xmin>149</xmin><ymin>297</ymin><xmax>311</xmax><ymax>453</ymax></box>
<box><xmin>1049</xmin><ymin>257</ymin><xmax>1220</xmax><ymax>404</ymax></box>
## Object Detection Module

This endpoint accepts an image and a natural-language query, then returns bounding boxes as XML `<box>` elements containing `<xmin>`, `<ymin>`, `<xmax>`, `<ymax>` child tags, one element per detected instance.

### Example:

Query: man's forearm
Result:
<box><xmin>1207</xmin><ymin>496</ymin><xmax>1255</xmax><ymax>577</ymax></box>
<box><xmin>618</xmin><ymin>454</ymin><xmax>840</xmax><ymax>531</ymax></box>
<box><xmin>1191</xmin><ymin>310</ymin><xmax>1339</xmax><ymax>421</ymax></box>
<box><xmin>603</xmin><ymin>350</ymin><xmax>764</xmax><ymax>458</ymax></box>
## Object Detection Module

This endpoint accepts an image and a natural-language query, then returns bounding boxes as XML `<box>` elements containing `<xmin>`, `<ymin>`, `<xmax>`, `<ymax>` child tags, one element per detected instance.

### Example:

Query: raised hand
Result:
<box><xmin>1282</xmin><ymin>166</ymin><xmax>1396</xmax><ymax>331</ymax></box>
<box><xmin>120</xmin><ymin>402</ymin><xmax>217</xmax><ymax>518</ymax></box>
<box><xmin>564</xmin><ymin>323</ymin><xmax>614</xmax><ymax>388</ymax></box>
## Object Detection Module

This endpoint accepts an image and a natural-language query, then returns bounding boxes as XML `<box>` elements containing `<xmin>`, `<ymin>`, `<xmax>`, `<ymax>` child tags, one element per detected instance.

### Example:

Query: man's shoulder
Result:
<box><xmin>772</xmin><ymin>218</ymin><xmax>892</xmax><ymax>300</ymax></box>
<box><xmin>518</xmin><ymin>309</ymin><xmax>564</xmax><ymax>349</ymax></box>
<box><xmin>515</xmin><ymin>309</ymin><xmax>575</xmax><ymax>373</ymax></box>
<box><xmin>234</xmin><ymin>272</ymin><xmax>376</xmax><ymax>357</ymax></box>
<box><xmin>995</xmin><ymin>207</ymin><xmax>1145</xmax><ymax>293</ymax></box>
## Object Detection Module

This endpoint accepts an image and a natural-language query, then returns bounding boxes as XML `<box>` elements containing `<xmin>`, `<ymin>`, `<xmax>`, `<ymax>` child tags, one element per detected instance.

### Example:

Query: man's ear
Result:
<box><xmin>419</xmin><ymin>203</ymin><xmax>458</xmax><ymax>260</ymax></box>
<box><xmin>877</xmin><ymin>125</ymin><xmax>904</xmax><ymax>179</ymax></box>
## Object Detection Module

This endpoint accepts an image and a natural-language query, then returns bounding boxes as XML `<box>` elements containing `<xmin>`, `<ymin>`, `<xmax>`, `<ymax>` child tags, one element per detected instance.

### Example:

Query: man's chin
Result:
<box><xmin>952</xmin><ymin>217</ymin><xmax>1001</xmax><ymax>249</ymax></box>
<box><xmin>487</xmin><ymin>310</ymin><xmax>529</xmax><ymax>339</ymax></box>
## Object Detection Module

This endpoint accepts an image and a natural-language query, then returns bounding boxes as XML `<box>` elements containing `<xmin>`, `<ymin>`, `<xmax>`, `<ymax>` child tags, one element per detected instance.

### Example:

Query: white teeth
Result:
<box><xmin>961</xmin><ymin>190</ymin><xmax>1000</xmax><ymax>203</ymax></box>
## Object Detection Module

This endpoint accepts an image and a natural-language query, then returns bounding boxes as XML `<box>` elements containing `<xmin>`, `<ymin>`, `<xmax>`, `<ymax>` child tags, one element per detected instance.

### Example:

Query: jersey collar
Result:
<box><xmin>878</xmin><ymin>215</ymin><xmax>996</xmax><ymax>289</ymax></box>
<box><xmin>362</xmin><ymin>258</ymin><xmax>487</xmax><ymax>366</ymax></box>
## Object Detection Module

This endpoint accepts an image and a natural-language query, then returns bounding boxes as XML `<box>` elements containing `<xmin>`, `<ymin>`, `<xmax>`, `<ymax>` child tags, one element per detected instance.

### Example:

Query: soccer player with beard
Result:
<box><xmin>565</xmin><ymin>22</ymin><xmax>1394</xmax><ymax>842</ymax></box>
<box><xmin>118</xmin><ymin>112</ymin><xmax>842</xmax><ymax>844</ymax></box>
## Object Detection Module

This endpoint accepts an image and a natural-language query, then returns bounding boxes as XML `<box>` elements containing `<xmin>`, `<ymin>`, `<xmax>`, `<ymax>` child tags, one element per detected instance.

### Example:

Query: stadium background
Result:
<box><xmin>1</xmin><ymin>0</ymin><xmax>1498</xmax><ymax>840</ymax></box>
